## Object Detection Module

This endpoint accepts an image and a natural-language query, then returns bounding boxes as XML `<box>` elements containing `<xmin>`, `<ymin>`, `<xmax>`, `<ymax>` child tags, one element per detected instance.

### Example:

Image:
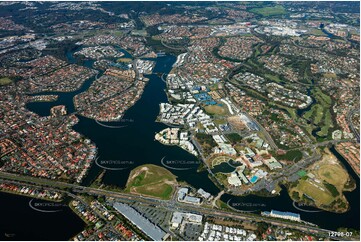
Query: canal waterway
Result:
<box><xmin>24</xmin><ymin>48</ymin><xmax>360</xmax><ymax>232</ymax></box>
<box><xmin>0</xmin><ymin>192</ymin><xmax>85</xmax><ymax>240</ymax></box>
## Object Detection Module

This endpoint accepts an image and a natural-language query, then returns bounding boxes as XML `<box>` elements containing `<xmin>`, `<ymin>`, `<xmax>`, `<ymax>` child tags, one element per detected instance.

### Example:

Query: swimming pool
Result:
<box><xmin>250</xmin><ymin>176</ymin><xmax>259</xmax><ymax>183</ymax></box>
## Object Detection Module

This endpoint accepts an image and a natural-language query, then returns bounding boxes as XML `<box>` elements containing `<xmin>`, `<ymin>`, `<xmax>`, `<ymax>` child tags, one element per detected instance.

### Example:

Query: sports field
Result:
<box><xmin>204</xmin><ymin>104</ymin><xmax>228</xmax><ymax>115</ymax></box>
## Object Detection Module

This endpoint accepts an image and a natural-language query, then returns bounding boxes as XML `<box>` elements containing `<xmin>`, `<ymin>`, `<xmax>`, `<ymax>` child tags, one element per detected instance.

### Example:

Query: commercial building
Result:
<box><xmin>197</xmin><ymin>188</ymin><xmax>212</xmax><ymax>200</ymax></box>
<box><xmin>184</xmin><ymin>195</ymin><xmax>201</xmax><ymax>205</ymax></box>
<box><xmin>262</xmin><ymin>210</ymin><xmax>301</xmax><ymax>222</ymax></box>
<box><xmin>177</xmin><ymin>188</ymin><xmax>189</xmax><ymax>201</ymax></box>
<box><xmin>113</xmin><ymin>202</ymin><xmax>167</xmax><ymax>241</ymax></box>
<box><xmin>264</xmin><ymin>157</ymin><xmax>282</xmax><ymax>170</ymax></box>
<box><xmin>170</xmin><ymin>212</ymin><xmax>203</xmax><ymax>229</ymax></box>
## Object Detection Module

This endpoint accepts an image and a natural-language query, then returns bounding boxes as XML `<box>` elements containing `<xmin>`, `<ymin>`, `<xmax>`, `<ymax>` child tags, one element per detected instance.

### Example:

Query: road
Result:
<box><xmin>0</xmin><ymin>177</ymin><xmax>124</xmax><ymax>239</ymax></box>
<box><xmin>242</xmin><ymin>111</ymin><xmax>278</xmax><ymax>150</ymax></box>
<box><xmin>189</xmin><ymin>135</ymin><xmax>225</xmax><ymax>189</ymax></box>
<box><xmin>160</xmin><ymin>39</ymin><xmax>187</xmax><ymax>51</ymax></box>
<box><xmin>287</xmin><ymin>138</ymin><xmax>356</xmax><ymax>151</ymax></box>
<box><xmin>347</xmin><ymin>109</ymin><xmax>360</xmax><ymax>143</ymax></box>
<box><xmin>239</xmin><ymin>149</ymin><xmax>322</xmax><ymax>195</ymax></box>
<box><xmin>225</xmin><ymin>69</ymin><xmax>279</xmax><ymax>150</ymax></box>
<box><xmin>0</xmin><ymin>171</ymin><xmax>357</xmax><ymax>241</ymax></box>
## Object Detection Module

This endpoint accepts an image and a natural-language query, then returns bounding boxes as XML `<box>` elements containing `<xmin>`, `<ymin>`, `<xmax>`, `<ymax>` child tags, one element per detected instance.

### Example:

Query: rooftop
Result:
<box><xmin>113</xmin><ymin>202</ymin><xmax>167</xmax><ymax>241</ymax></box>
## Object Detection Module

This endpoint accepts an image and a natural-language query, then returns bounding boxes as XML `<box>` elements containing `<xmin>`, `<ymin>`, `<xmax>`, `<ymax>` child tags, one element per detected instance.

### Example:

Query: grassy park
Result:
<box><xmin>125</xmin><ymin>164</ymin><xmax>177</xmax><ymax>200</ymax></box>
<box><xmin>289</xmin><ymin>149</ymin><xmax>352</xmax><ymax>212</ymax></box>
<box><xmin>209</xmin><ymin>155</ymin><xmax>234</xmax><ymax>168</ymax></box>
<box><xmin>0</xmin><ymin>77</ymin><xmax>12</xmax><ymax>86</ymax></box>
<box><xmin>250</xmin><ymin>5</ymin><xmax>286</xmax><ymax>16</ymax></box>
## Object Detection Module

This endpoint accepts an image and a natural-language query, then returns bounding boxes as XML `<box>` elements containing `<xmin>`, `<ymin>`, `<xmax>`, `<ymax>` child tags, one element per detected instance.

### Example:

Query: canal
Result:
<box><xmin>24</xmin><ymin>48</ymin><xmax>360</xmax><ymax>233</ymax></box>
<box><xmin>0</xmin><ymin>192</ymin><xmax>85</xmax><ymax>240</ymax></box>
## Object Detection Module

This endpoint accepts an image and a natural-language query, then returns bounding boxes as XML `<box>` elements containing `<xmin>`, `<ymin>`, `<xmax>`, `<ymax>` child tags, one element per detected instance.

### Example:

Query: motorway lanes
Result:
<box><xmin>0</xmin><ymin>171</ymin><xmax>347</xmax><ymax>240</ymax></box>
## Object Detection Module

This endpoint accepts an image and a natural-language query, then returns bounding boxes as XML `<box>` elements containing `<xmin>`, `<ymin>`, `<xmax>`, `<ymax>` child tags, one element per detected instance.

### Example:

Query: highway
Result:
<box><xmin>0</xmin><ymin>171</ymin><xmax>357</xmax><ymax>241</ymax></box>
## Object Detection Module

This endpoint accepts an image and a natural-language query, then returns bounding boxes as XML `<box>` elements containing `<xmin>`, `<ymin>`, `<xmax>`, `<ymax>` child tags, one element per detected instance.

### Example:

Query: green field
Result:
<box><xmin>135</xmin><ymin>183</ymin><xmax>173</xmax><ymax>199</ymax></box>
<box><xmin>225</xmin><ymin>133</ymin><xmax>242</xmax><ymax>144</ymax></box>
<box><xmin>195</xmin><ymin>133</ymin><xmax>217</xmax><ymax>157</ymax></box>
<box><xmin>204</xmin><ymin>104</ymin><xmax>228</xmax><ymax>116</ymax></box>
<box><xmin>293</xmin><ymin>179</ymin><xmax>334</xmax><ymax>205</ymax></box>
<box><xmin>264</xmin><ymin>73</ymin><xmax>282</xmax><ymax>83</ymax></box>
<box><xmin>297</xmin><ymin>170</ymin><xmax>307</xmax><ymax>177</ymax></box>
<box><xmin>214</xmin><ymin>172</ymin><xmax>229</xmax><ymax>187</ymax></box>
<box><xmin>317</xmin><ymin>110</ymin><xmax>332</xmax><ymax>136</ymax></box>
<box><xmin>125</xmin><ymin>164</ymin><xmax>177</xmax><ymax>200</ymax></box>
<box><xmin>317</xmin><ymin>163</ymin><xmax>348</xmax><ymax>188</ymax></box>
<box><xmin>310</xmin><ymin>29</ymin><xmax>329</xmax><ymax>36</ymax></box>
<box><xmin>250</xmin><ymin>5</ymin><xmax>286</xmax><ymax>16</ymax></box>
<box><xmin>289</xmin><ymin>150</ymin><xmax>352</xmax><ymax>212</ymax></box>
<box><xmin>210</xmin><ymin>155</ymin><xmax>233</xmax><ymax>168</ymax></box>
<box><xmin>274</xmin><ymin>149</ymin><xmax>303</xmax><ymax>162</ymax></box>
<box><xmin>213</xmin><ymin>118</ymin><xmax>227</xmax><ymax>125</ymax></box>
<box><xmin>116</xmin><ymin>58</ymin><xmax>132</xmax><ymax>63</ymax></box>
<box><xmin>0</xmin><ymin>77</ymin><xmax>12</xmax><ymax>86</ymax></box>
<box><xmin>303</xmin><ymin>87</ymin><xmax>334</xmax><ymax>138</ymax></box>
<box><xmin>131</xmin><ymin>29</ymin><xmax>148</xmax><ymax>37</ymax></box>
<box><xmin>304</xmin><ymin>104</ymin><xmax>325</xmax><ymax>124</ymax></box>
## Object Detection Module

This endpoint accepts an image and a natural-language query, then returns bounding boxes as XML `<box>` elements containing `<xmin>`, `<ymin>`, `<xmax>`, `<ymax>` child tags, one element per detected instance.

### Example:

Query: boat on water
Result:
<box><xmin>156</xmin><ymin>51</ymin><xmax>166</xmax><ymax>57</ymax></box>
<box><xmin>5</xmin><ymin>233</ymin><xmax>16</xmax><ymax>238</ymax></box>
